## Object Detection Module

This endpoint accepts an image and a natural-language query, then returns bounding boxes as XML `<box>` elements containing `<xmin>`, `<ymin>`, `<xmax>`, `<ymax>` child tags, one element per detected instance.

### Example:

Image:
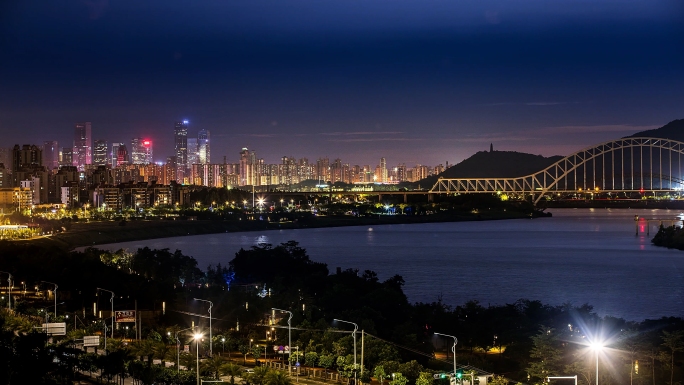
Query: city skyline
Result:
<box><xmin>1</xmin><ymin>1</ymin><xmax>682</xmax><ymax>166</ymax></box>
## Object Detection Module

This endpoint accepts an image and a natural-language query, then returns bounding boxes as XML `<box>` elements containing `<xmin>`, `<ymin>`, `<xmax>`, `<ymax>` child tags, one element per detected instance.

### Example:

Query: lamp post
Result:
<box><xmin>0</xmin><ymin>272</ymin><xmax>12</xmax><ymax>311</ymax></box>
<box><xmin>194</xmin><ymin>298</ymin><xmax>213</xmax><ymax>357</ymax></box>
<box><xmin>591</xmin><ymin>342</ymin><xmax>603</xmax><ymax>385</ymax></box>
<box><xmin>222</xmin><ymin>337</ymin><xmax>225</xmax><ymax>354</ymax></box>
<box><xmin>97</xmin><ymin>288</ymin><xmax>114</xmax><ymax>339</ymax></box>
<box><xmin>194</xmin><ymin>332</ymin><xmax>203</xmax><ymax>385</ymax></box>
<box><xmin>273</xmin><ymin>308</ymin><xmax>293</xmax><ymax>376</ymax></box>
<box><xmin>334</xmin><ymin>319</ymin><xmax>358</xmax><ymax>384</ymax></box>
<box><xmin>176</xmin><ymin>327</ymin><xmax>194</xmax><ymax>372</ymax></box>
<box><xmin>41</xmin><ymin>281</ymin><xmax>58</xmax><ymax>318</ymax></box>
<box><xmin>435</xmin><ymin>332</ymin><xmax>458</xmax><ymax>379</ymax></box>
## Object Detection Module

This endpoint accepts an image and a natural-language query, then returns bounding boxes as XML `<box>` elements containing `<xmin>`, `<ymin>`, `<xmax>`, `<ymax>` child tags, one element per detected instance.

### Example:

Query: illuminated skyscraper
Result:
<box><xmin>198</xmin><ymin>129</ymin><xmax>210</xmax><ymax>164</ymax></box>
<box><xmin>116</xmin><ymin>144</ymin><xmax>129</xmax><ymax>166</ymax></box>
<box><xmin>239</xmin><ymin>147</ymin><xmax>256</xmax><ymax>186</ymax></box>
<box><xmin>187</xmin><ymin>138</ymin><xmax>198</xmax><ymax>166</ymax></box>
<box><xmin>111</xmin><ymin>143</ymin><xmax>123</xmax><ymax>167</ymax></box>
<box><xmin>174</xmin><ymin>121</ymin><xmax>189</xmax><ymax>181</ymax></box>
<box><xmin>73</xmin><ymin>122</ymin><xmax>92</xmax><ymax>170</ymax></box>
<box><xmin>131</xmin><ymin>138</ymin><xmax>153</xmax><ymax>164</ymax></box>
<box><xmin>93</xmin><ymin>140</ymin><xmax>108</xmax><ymax>166</ymax></box>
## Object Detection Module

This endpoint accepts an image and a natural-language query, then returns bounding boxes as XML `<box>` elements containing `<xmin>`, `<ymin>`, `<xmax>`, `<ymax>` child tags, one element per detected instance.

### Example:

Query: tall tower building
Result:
<box><xmin>380</xmin><ymin>157</ymin><xmax>388</xmax><ymax>183</ymax></box>
<box><xmin>93</xmin><ymin>140</ymin><xmax>108</xmax><ymax>166</ymax></box>
<box><xmin>111</xmin><ymin>143</ymin><xmax>123</xmax><ymax>167</ymax></box>
<box><xmin>174</xmin><ymin>121</ymin><xmax>189</xmax><ymax>182</ymax></box>
<box><xmin>61</xmin><ymin>148</ymin><xmax>73</xmax><ymax>167</ymax></box>
<box><xmin>239</xmin><ymin>147</ymin><xmax>257</xmax><ymax>186</ymax></box>
<box><xmin>187</xmin><ymin>138</ymin><xmax>198</xmax><ymax>166</ymax></box>
<box><xmin>116</xmin><ymin>144</ymin><xmax>129</xmax><ymax>166</ymax></box>
<box><xmin>73</xmin><ymin>122</ymin><xmax>92</xmax><ymax>171</ymax></box>
<box><xmin>43</xmin><ymin>141</ymin><xmax>59</xmax><ymax>170</ymax></box>
<box><xmin>131</xmin><ymin>138</ymin><xmax>153</xmax><ymax>164</ymax></box>
<box><xmin>198</xmin><ymin>129</ymin><xmax>210</xmax><ymax>164</ymax></box>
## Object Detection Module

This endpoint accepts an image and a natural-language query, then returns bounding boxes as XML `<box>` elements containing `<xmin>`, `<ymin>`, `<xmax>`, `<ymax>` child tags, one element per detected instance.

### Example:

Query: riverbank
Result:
<box><xmin>24</xmin><ymin>209</ymin><xmax>545</xmax><ymax>250</ymax></box>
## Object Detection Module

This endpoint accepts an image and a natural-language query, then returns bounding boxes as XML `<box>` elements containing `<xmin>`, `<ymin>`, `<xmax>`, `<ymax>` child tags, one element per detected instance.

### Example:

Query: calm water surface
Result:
<box><xmin>95</xmin><ymin>209</ymin><xmax>684</xmax><ymax>320</ymax></box>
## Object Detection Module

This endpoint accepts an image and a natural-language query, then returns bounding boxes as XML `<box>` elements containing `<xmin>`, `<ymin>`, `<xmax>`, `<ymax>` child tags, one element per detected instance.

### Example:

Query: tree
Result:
<box><xmin>265</xmin><ymin>369</ymin><xmax>294</xmax><ymax>385</ymax></box>
<box><xmin>203</xmin><ymin>354</ymin><xmax>225</xmax><ymax>380</ymax></box>
<box><xmin>305</xmin><ymin>351</ymin><xmax>319</xmax><ymax>367</ymax></box>
<box><xmin>390</xmin><ymin>373</ymin><xmax>408</xmax><ymax>385</ymax></box>
<box><xmin>661</xmin><ymin>330</ymin><xmax>684</xmax><ymax>385</ymax></box>
<box><xmin>239</xmin><ymin>344</ymin><xmax>250</xmax><ymax>364</ymax></box>
<box><xmin>527</xmin><ymin>327</ymin><xmax>563</xmax><ymax>384</ymax></box>
<box><xmin>222</xmin><ymin>363</ymin><xmax>243</xmax><ymax>385</ymax></box>
<box><xmin>251</xmin><ymin>345</ymin><xmax>264</xmax><ymax>363</ymax></box>
<box><xmin>153</xmin><ymin>341</ymin><xmax>174</xmax><ymax>367</ymax></box>
<box><xmin>248</xmin><ymin>366</ymin><xmax>271</xmax><ymax>385</ymax></box>
<box><xmin>489</xmin><ymin>375</ymin><xmax>509</xmax><ymax>385</ymax></box>
<box><xmin>397</xmin><ymin>360</ymin><xmax>424</xmax><ymax>384</ymax></box>
<box><xmin>374</xmin><ymin>365</ymin><xmax>388</xmax><ymax>385</ymax></box>
<box><xmin>319</xmin><ymin>354</ymin><xmax>335</xmax><ymax>377</ymax></box>
<box><xmin>416</xmin><ymin>372</ymin><xmax>434</xmax><ymax>385</ymax></box>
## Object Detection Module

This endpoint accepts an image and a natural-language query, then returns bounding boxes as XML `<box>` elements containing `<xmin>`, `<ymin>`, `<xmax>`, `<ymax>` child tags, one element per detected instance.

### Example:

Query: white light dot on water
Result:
<box><xmin>368</xmin><ymin>228</ymin><xmax>373</xmax><ymax>231</ymax></box>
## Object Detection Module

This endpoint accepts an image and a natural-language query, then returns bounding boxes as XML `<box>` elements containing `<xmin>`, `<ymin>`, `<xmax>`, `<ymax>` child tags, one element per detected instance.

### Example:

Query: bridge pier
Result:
<box><xmin>403</xmin><ymin>193</ymin><xmax>407</xmax><ymax>203</ymax></box>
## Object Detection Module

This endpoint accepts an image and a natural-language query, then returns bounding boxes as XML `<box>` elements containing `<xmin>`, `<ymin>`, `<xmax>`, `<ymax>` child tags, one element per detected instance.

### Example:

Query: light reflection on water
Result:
<box><xmin>93</xmin><ymin>208</ymin><xmax>684</xmax><ymax>320</ymax></box>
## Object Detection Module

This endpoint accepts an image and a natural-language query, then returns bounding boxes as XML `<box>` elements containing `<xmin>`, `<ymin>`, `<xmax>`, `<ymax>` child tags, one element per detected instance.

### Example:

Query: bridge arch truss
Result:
<box><xmin>430</xmin><ymin>137</ymin><xmax>684</xmax><ymax>204</ymax></box>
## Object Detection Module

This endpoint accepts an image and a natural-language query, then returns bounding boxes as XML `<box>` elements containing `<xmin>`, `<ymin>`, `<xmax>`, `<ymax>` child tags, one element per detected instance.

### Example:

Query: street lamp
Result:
<box><xmin>590</xmin><ymin>342</ymin><xmax>604</xmax><ymax>385</ymax></box>
<box><xmin>41</xmin><ymin>281</ymin><xmax>58</xmax><ymax>318</ymax></box>
<box><xmin>273</xmin><ymin>308</ymin><xmax>293</xmax><ymax>376</ymax></box>
<box><xmin>0</xmin><ymin>272</ymin><xmax>12</xmax><ymax>311</ymax></box>
<box><xmin>97</xmin><ymin>287</ymin><xmax>115</xmax><ymax>339</ymax></box>
<box><xmin>222</xmin><ymin>337</ymin><xmax>226</xmax><ymax>354</ymax></box>
<box><xmin>194</xmin><ymin>298</ymin><xmax>214</xmax><ymax>357</ymax></box>
<box><xmin>434</xmin><ymin>332</ymin><xmax>458</xmax><ymax>379</ymax></box>
<box><xmin>334</xmin><ymin>319</ymin><xmax>358</xmax><ymax>384</ymax></box>
<box><xmin>194</xmin><ymin>332</ymin><xmax>203</xmax><ymax>385</ymax></box>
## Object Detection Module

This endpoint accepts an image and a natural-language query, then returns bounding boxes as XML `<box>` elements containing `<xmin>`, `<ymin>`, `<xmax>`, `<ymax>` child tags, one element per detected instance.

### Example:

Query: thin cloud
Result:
<box><xmin>327</xmin><ymin>138</ymin><xmax>421</xmax><ymax>143</ymax></box>
<box><xmin>447</xmin><ymin>133</ymin><xmax>541</xmax><ymax>143</ymax></box>
<box><xmin>321</xmin><ymin>131</ymin><xmax>404</xmax><ymax>136</ymax></box>
<box><xmin>525</xmin><ymin>102</ymin><xmax>566</xmax><ymax>106</ymax></box>
<box><xmin>480</xmin><ymin>101</ymin><xmax>568</xmax><ymax>106</ymax></box>
<box><xmin>531</xmin><ymin>124</ymin><xmax>659</xmax><ymax>134</ymax></box>
<box><xmin>238</xmin><ymin>133</ymin><xmax>279</xmax><ymax>138</ymax></box>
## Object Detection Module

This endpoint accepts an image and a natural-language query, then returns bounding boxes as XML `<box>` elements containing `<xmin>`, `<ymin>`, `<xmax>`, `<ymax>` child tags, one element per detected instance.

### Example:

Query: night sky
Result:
<box><xmin>1</xmin><ymin>0</ymin><xmax>682</xmax><ymax>166</ymax></box>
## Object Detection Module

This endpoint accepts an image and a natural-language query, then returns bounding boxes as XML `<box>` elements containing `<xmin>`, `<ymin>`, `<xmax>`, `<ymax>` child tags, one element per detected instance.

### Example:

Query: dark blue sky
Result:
<box><xmin>1</xmin><ymin>0</ymin><xmax>682</xmax><ymax>166</ymax></box>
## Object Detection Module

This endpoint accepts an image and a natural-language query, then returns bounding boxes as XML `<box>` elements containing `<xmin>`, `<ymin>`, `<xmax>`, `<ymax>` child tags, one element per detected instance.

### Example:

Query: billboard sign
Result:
<box><xmin>115</xmin><ymin>310</ymin><xmax>136</xmax><ymax>323</ymax></box>
<box><xmin>83</xmin><ymin>336</ymin><xmax>100</xmax><ymax>347</ymax></box>
<box><xmin>42</xmin><ymin>322</ymin><xmax>66</xmax><ymax>336</ymax></box>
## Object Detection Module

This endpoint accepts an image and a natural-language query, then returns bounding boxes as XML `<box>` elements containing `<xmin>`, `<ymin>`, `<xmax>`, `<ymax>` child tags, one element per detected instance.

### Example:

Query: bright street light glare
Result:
<box><xmin>194</xmin><ymin>333</ymin><xmax>203</xmax><ymax>340</ymax></box>
<box><xmin>590</xmin><ymin>341</ymin><xmax>604</xmax><ymax>351</ymax></box>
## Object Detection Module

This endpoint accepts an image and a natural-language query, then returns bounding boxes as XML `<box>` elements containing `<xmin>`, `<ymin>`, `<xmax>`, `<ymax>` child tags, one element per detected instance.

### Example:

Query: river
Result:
<box><xmin>93</xmin><ymin>208</ymin><xmax>684</xmax><ymax>321</ymax></box>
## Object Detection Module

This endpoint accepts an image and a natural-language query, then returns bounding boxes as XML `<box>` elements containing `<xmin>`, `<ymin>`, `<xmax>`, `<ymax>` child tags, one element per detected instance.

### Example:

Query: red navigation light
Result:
<box><xmin>639</xmin><ymin>187</ymin><xmax>644</xmax><ymax>194</ymax></box>
<box><xmin>143</xmin><ymin>140</ymin><xmax>151</xmax><ymax>146</ymax></box>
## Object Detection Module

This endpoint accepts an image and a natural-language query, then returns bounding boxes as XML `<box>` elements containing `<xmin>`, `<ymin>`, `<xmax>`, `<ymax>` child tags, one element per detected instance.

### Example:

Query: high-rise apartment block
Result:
<box><xmin>73</xmin><ymin>122</ymin><xmax>92</xmax><ymax>170</ymax></box>
<box><xmin>198</xmin><ymin>129</ymin><xmax>210</xmax><ymax>164</ymax></box>
<box><xmin>61</xmin><ymin>148</ymin><xmax>73</xmax><ymax>167</ymax></box>
<box><xmin>239</xmin><ymin>147</ymin><xmax>257</xmax><ymax>186</ymax></box>
<box><xmin>174</xmin><ymin>121</ymin><xmax>188</xmax><ymax>182</ymax></box>
<box><xmin>187</xmin><ymin>138</ymin><xmax>198</xmax><ymax>167</ymax></box>
<box><xmin>93</xmin><ymin>140</ymin><xmax>108</xmax><ymax>166</ymax></box>
<box><xmin>131</xmin><ymin>138</ymin><xmax>153</xmax><ymax>164</ymax></box>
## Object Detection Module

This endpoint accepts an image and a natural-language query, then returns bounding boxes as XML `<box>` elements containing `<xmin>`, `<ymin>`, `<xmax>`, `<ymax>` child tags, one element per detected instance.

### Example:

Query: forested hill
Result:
<box><xmin>419</xmin><ymin>150</ymin><xmax>563</xmax><ymax>187</ymax></box>
<box><xmin>625</xmin><ymin>118</ymin><xmax>684</xmax><ymax>141</ymax></box>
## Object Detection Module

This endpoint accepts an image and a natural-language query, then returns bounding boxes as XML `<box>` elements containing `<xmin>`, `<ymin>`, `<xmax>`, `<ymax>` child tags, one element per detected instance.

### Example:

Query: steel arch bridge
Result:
<box><xmin>429</xmin><ymin>137</ymin><xmax>684</xmax><ymax>204</ymax></box>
